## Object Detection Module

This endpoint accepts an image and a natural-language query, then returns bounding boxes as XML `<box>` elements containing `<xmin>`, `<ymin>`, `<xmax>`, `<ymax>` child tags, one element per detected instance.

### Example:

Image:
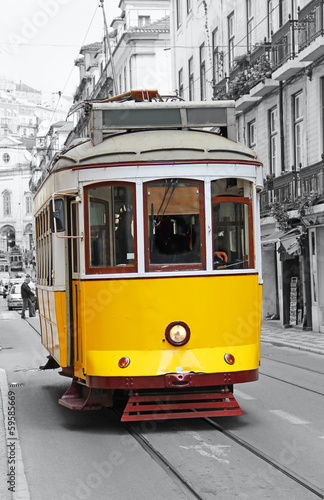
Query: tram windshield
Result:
<box><xmin>86</xmin><ymin>183</ymin><xmax>136</xmax><ymax>273</ymax></box>
<box><xmin>145</xmin><ymin>179</ymin><xmax>204</xmax><ymax>270</ymax></box>
<box><xmin>212</xmin><ymin>180</ymin><xmax>253</xmax><ymax>270</ymax></box>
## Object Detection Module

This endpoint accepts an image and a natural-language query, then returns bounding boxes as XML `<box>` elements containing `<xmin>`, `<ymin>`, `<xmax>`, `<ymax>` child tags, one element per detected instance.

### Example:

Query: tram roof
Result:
<box><xmin>51</xmin><ymin>128</ymin><xmax>260</xmax><ymax>172</ymax></box>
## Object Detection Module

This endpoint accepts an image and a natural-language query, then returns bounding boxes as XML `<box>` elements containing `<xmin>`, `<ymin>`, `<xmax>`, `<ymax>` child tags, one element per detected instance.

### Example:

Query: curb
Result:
<box><xmin>0</xmin><ymin>369</ymin><xmax>30</xmax><ymax>500</ymax></box>
<box><xmin>261</xmin><ymin>338</ymin><xmax>324</xmax><ymax>356</ymax></box>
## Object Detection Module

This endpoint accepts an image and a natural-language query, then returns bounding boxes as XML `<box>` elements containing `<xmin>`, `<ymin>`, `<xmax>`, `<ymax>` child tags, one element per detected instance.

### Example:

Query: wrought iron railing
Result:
<box><xmin>297</xmin><ymin>0</ymin><xmax>324</xmax><ymax>52</ymax></box>
<box><xmin>271</xmin><ymin>19</ymin><xmax>295</xmax><ymax>71</ymax></box>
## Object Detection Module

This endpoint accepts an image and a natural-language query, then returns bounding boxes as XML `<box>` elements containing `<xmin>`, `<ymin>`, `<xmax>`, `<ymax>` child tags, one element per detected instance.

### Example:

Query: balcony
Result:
<box><xmin>235</xmin><ymin>95</ymin><xmax>260</xmax><ymax>111</ymax></box>
<box><xmin>249</xmin><ymin>78</ymin><xmax>279</xmax><ymax>97</ymax></box>
<box><xmin>214</xmin><ymin>45</ymin><xmax>274</xmax><ymax>104</ymax></box>
<box><xmin>298</xmin><ymin>0</ymin><xmax>324</xmax><ymax>61</ymax></box>
<box><xmin>271</xmin><ymin>19</ymin><xmax>307</xmax><ymax>80</ymax></box>
<box><xmin>261</xmin><ymin>161</ymin><xmax>324</xmax><ymax>218</ymax></box>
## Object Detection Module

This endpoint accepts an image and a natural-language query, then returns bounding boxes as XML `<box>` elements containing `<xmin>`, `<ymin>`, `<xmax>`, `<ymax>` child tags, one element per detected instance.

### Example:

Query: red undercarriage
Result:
<box><xmin>58</xmin><ymin>369</ymin><xmax>258</xmax><ymax>421</ymax></box>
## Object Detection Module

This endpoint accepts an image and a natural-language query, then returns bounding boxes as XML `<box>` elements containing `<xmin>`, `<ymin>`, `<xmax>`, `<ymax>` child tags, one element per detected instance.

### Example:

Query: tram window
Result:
<box><xmin>145</xmin><ymin>179</ymin><xmax>204</xmax><ymax>270</ymax></box>
<box><xmin>50</xmin><ymin>198</ymin><xmax>65</xmax><ymax>232</ymax></box>
<box><xmin>212</xmin><ymin>196</ymin><xmax>253</xmax><ymax>270</ymax></box>
<box><xmin>85</xmin><ymin>183</ymin><xmax>136</xmax><ymax>273</ymax></box>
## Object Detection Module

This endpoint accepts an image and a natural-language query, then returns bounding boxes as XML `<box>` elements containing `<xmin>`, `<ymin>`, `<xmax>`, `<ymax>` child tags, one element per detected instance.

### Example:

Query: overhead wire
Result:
<box><xmin>47</xmin><ymin>1</ymin><xmax>101</xmax><ymax>126</ymax></box>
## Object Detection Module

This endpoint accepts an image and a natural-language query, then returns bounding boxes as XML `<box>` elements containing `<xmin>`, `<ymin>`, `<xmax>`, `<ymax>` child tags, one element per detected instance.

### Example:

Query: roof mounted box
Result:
<box><xmin>89</xmin><ymin>100</ymin><xmax>236</xmax><ymax>145</ymax></box>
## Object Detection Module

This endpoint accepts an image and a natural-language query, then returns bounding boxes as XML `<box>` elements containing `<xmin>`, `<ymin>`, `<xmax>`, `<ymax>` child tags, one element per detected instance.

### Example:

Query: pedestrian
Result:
<box><xmin>21</xmin><ymin>275</ymin><xmax>36</xmax><ymax>319</ymax></box>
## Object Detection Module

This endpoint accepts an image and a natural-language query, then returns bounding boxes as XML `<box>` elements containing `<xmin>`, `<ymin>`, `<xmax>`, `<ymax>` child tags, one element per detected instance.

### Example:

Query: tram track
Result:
<box><xmin>203</xmin><ymin>417</ymin><xmax>324</xmax><ymax>499</ymax></box>
<box><xmin>259</xmin><ymin>371</ymin><xmax>324</xmax><ymax>396</ymax></box>
<box><xmin>111</xmin><ymin>409</ymin><xmax>204</xmax><ymax>500</ymax></box>
<box><xmin>260</xmin><ymin>355</ymin><xmax>324</xmax><ymax>376</ymax></box>
<box><xmin>113</xmin><ymin>406</ymin><xmax>324</xmax><ymax>499</ymax></box>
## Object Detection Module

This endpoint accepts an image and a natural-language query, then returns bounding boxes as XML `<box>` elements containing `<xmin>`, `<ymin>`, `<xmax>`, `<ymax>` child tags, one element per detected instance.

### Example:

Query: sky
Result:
<box><xmin>0</xmin><ymin>0</ymin><xmax>121</xmax><ymax>99</ymax></box>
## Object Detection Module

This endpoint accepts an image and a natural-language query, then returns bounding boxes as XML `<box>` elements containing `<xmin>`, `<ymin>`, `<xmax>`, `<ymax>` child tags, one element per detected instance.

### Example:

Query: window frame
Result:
<box><xmin>143</xmin><ymin>179</ymin><xmax>206</xmax><ymax>272</ymax></box>
<box><xmin>269</xmin><ymin>107</ymin><xmax>278</xmax><ymax>176</ymax></box>
<box><xmin>293</xmin><ymin>91</ymin><xmax>303</xmax><ymax>168</ymax></box>
<box><xmin>211</xmin><ymin>195</ymin><xmax>254</xmax><ymax>270</ymax></box>
<box><xmin>84</xmin><ymin>181</ymin><xmax>137</xmax><ymax>275</ymax></box>
<box><xmin>200</xmin><ymin>43</ymin><xmax>206</xmax><ymax>101</ymax></box>
<box><xmin>228</xmin><ymin>12</ymin><xmax>235</xmax><ymax>69</ymax></box>
<box><xmin>188</xmin><ymin>56</ymin><xmax>194</xmax><ymax>101</ymax></box>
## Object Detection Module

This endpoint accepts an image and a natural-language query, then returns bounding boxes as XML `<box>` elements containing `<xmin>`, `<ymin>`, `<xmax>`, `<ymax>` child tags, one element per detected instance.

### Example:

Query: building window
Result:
<box><xmin>176</xmin><ymin>0</ymin><xmax>182</xmax><ymax>29</ymax></box>
<box><xmin>247</xmin><ymin>0</ymin><xmax>254</xmax><ymax>52</ymax></box>
<box><xmin>124</xmin><ymin>67</ymin><xmax>127</xmax><ymax>92</ymax></box>
<box><xmin>247</xmin><ymin>120</ymin><xmax>256</xmax><ymax>149</ymax></box>
<box><xmin>269</xmin><ymin>107</ymin><xmax>278</xmax><ymax>176</ymax></box>
<box><xmin>178</xmin><ymin>68</ymin><xmax>184</xmax><ymax>98</ymax></box>
<box><xmin>2</xmin><ymin>153</ymin><xmax>10</xmax><ymax>164</ymax></box>
<box><xmin>268</xmin><ymin>0</ymin><xmax>274</xmax><ymax>38</ymax></box>
<box><xmin>293</xmin><ymin>92</ymin><xmax>303</xmax><ymax>168</ymax></box>
<box><xmin>138</xmin><ymin>16</ymin><xmax>151</xmax><ymax>27</ymax></box>
<box><xmin>3</xmin><ymin>191</ymin><xmax>11</xmax><ymax>216</ymax></box>
<box><xmin>212</xmin><ymin>27</ymin><xmax>222</xmax><ymax>86</ymax></box>
<box><xmin>200</xmin><ymin>43</ymin><xmax>206</xmax><ymax>101</ymax></box>
<box><xmin>26</xmin><ymin>194</ymin><xmax>33</xmax><ymax>215</ymax></box>
<box><xmin>228</xmin><ymin>12</ymin><xmax>235</xmax><ymax>69</ymax></box>
<box><xmin>187</xmin><ymin>0</ymin><xmax>192</xmax><ymax>15</ymax></box>
<box><xmin>188</xmin><ymin>57</ymin><xmax>194</xmax><ymax>101</ymax></box>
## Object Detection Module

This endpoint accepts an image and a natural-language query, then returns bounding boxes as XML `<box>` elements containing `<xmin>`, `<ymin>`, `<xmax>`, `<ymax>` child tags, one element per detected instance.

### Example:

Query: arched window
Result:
<box><xmin>3</xmin><ymin>190</ymin><xmax>11</xmax><ymax>216</ymax></box>
<box><xmin>25</xmin><ymin>193</ymin><xmax>33</xmax><ymax>215</ymax></box>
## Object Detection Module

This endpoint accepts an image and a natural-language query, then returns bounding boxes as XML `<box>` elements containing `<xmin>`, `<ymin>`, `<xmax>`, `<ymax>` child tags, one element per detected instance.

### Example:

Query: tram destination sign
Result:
<box><xmin>89</xmin><ymin>101</ymin><xmax>236</xmax><ymax>145</ymax></box>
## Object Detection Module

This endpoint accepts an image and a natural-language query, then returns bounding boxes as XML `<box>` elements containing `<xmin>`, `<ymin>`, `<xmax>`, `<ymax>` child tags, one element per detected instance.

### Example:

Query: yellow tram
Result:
<box><xmin>34</xmin><ymin>91</ymin><xmax>263</xmax><ymax>421</ymax></box>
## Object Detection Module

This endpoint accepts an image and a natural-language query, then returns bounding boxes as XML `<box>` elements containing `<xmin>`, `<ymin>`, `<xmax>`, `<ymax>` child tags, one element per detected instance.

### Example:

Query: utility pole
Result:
<box><xmin>99</xmin><ymin>0</ymin><xmax>118</xmax><ymax>96</ymax></box>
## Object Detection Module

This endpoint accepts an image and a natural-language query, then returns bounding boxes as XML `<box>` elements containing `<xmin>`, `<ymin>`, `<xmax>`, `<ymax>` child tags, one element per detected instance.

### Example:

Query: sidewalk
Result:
<box><xmin>261</xmin><ymin>320</ymin><xmax>324</xmax><ymax>355</ymax></box>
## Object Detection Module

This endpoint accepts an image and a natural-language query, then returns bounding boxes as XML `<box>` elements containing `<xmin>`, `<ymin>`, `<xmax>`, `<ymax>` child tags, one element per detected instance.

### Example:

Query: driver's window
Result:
<box><xmin>144</xmin><ymin>179</ymin><xmax>205</xmax><ymax>270</ymax></box>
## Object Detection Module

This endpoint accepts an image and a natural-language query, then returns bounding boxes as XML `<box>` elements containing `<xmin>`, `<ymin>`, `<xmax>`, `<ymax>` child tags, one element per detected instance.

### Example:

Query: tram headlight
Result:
<box><xmin>224</xmin><ymin>353</ymin><xmax>235</xmax><ymax>365</ymax></box>
<box><xmin>165</xmin><ymin>321</ymin><xmax>190</xmax><ymax>346</ymax></box>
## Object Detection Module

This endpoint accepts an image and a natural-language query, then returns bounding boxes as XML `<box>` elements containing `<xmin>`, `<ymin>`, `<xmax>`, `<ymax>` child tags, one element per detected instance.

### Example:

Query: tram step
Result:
<box><xmin>121</xmin><ymin>391</ymin><xmax>243</xmax><ymax>421</ymax></box>
<box><xmin>58</xmin><ymin>380</ymin><xmax>102</xmax><ymax>410</ymax></box>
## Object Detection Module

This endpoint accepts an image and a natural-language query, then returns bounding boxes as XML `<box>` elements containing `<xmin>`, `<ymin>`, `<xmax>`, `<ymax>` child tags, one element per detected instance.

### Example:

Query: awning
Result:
<box><xmin>278</xmin><ymin>228</ymin><xmax>301</xmax><ymax>256</ymax></box>
<box><xmin>261</xmin><ymin>229</ymin><xmax>286</xmax><ymax>245</ymax></box>
<box><xmin>279</xmin><ymin>235</ymin><xmax>300</xmax><ymax>255</ymax></box>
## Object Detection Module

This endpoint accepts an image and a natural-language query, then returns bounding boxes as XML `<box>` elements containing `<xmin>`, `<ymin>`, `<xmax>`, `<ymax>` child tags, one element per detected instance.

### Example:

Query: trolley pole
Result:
<box><xmin>99</xmin><ymin>0</ymin><xmax>118</xmax><ymax>96</ymax></box>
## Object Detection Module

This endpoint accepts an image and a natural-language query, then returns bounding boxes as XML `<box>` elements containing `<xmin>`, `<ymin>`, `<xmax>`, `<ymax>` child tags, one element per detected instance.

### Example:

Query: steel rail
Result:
<box><xmin>259</xmin><ymin>371</ymin><xmax>324</xmax><ymax>396</ymax></box>
<box><xmin>110</xmin><ymin>410</ymin><xmax>204</xmax><ymax>500</ymax></box>
<box><xmin>203</xmin><ymin>417</ymin><xmax>324</xmax><ymax>499</ymax></box>
<box><xmin>260</xmin><ymin>355</ymin><xmax>324</xmax><ymax>376</ymax></box>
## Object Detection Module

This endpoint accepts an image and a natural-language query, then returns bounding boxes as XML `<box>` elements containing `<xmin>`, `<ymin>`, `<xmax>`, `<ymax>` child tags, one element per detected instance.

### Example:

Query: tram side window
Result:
<box><xmin>145</xmin><ymin>179</ymin><xmax>204</xmax><ymax>269</ymax></box>
<box><xmin>86</xmin><ymin>183</ymin><xmax>136</xmax><ymax>273</ymax></box>
<box><xmin>35</xmin><ymin>206</ymin><xmax>53</xmax><ymax>285</ymax></box>
<box><xmin>212</xmin><ymin>195</ymin><xmax>253</xmax><ymax>270</ymax></box>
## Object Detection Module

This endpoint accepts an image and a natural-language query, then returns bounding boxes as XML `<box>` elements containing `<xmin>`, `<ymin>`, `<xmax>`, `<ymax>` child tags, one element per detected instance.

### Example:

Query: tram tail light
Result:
<box><xmin>224</xmin><ymin>353</ymin><xmax>235</xmax><ymax>365</ymax></box>
<box><xmin>118</xmin><ymin>357</ymin><xmax>130</xmax><ymax>368</ymax></box>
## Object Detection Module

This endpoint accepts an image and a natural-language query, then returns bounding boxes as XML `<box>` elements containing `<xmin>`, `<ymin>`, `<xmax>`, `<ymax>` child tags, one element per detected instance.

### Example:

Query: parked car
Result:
<box><xmin>7</xmin><ymin>284</ymin><xmax>23</xmax><ymax>310</ymax></box>
<box><xmin>6</xmin><ymin>281</ymin><xmax>36</xmax><ymax>310</ymax></box>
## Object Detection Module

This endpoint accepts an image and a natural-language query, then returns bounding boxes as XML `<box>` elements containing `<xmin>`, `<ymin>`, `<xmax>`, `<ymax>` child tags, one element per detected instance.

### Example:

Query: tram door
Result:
<box><xmin>70</xmin><ymin>200</ymin><xmax>83</xmax><ymax>374</ymax></box>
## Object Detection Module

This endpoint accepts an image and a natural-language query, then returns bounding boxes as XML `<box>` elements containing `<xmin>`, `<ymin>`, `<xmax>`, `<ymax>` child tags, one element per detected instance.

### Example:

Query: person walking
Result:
<box><xmin>21</xmin><ymin>275</ymin><xmax>36</xmax><ymax>319</ymax></box>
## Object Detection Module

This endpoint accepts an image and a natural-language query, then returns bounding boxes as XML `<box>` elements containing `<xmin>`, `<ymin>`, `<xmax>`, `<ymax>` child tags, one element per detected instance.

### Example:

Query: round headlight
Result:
<box><xmin>165</xmin><ymin>321</ymin><xmax>190</xmax><ymax>346</ymax></box>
